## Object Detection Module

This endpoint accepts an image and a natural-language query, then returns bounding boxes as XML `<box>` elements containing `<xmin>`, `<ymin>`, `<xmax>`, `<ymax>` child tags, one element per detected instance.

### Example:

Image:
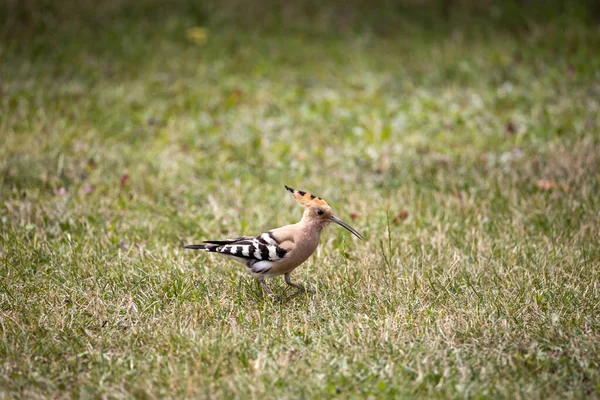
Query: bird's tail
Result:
<box><xmin>182</xmin><ymin>243</ymin><xmax>219</xmax><ymax>251</ymax></box>
<box><xmin>179</xmin><ymin>237</ymin><xmax>219</xmax><ymax>252</ymax></box>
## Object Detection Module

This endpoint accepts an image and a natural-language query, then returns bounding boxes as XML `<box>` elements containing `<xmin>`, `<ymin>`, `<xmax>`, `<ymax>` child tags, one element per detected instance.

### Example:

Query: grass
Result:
<box><xmin>1</xmin><ymin>0</ymin><xmax>600</xmax><ymax>398</ymax></box>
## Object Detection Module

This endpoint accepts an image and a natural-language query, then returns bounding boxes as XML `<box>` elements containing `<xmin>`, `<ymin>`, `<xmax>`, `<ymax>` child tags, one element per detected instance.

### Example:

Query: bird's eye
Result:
<box><xmin>316</xmin><ymin>209</ymin><xmax>324</xmax><ymax>216</ymax></box>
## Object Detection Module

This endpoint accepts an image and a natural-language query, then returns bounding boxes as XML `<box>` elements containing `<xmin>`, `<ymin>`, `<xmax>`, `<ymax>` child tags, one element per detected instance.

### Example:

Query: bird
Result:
<box><xmin>183</xmin><ymin>185</ymin><xmax>364</xmax><ymax>296</ymax></box>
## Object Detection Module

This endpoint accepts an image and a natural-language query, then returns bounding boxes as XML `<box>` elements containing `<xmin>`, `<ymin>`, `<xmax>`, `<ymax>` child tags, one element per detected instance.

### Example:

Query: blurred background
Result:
<box><xmin>2</xmin><ymin>0</ymin><xmax>598</xmax><ymax>239</ymax></box>
<box><xmin>3</xmin><ymin>0</ymin><xmax>599</xmax><ymax>35</ymax></box>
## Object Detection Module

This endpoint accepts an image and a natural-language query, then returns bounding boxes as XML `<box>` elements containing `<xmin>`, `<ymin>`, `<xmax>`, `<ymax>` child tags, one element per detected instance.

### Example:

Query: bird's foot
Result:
<box><xmin>284</xmin><ymin>273</ymin><xmax>314</xmax><ymax>295</ymax></box>
<box><xmin>288</xmin><ymin>284</ymin><xmax>314</xmax><ymax>295</ymax></box>
<box><xmin>257</xmin><ymin>278</ymin><xmax>279</xmax><ymax>299</ymax></box>
<box><xmin>298</xmin><ymin>286</ymin><xmax>314</xmax><ymax>294</ymax></box>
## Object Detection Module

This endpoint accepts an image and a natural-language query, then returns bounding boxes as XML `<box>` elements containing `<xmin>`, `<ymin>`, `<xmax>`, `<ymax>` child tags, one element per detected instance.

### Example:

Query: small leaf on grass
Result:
<box><xmin>226</xmin><ymin>89</ymin><xmax>243</xmax><ymax>107</ymax></box>
<box><xmin>120</xmin><ymin>174</ymin><xmax>129</xmax><ymax>187</ymax></box>
<box><xmin>186</xmin><ymin>27</ymin><xmax>208</xmax><ymax>46</ymax></box>
<box><xmin>513</xmin><ymin>53</ymin><xmax>522</xmax><ymax>64</ymax></box>
<box><xmin>535</xmin><ymin>179</ymin><xmax>557</xmax><ymax>191</ymax></box>
<box><xmin>505</xmin><ymin>121</ymin><xmax>516</xmax><ymax>135</ymax></box>
<box><xmin>393</xmin><ymin>211</ymin><xmax>409</xmax><ymax>225</ymax></box>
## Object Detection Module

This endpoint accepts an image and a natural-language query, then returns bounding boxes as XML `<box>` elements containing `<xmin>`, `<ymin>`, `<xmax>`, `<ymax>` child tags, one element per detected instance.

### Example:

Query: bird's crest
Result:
<box><xmin>285</xmin><ymin>185</ymin><xmax>329</xmax><ymax>208</ymax></box>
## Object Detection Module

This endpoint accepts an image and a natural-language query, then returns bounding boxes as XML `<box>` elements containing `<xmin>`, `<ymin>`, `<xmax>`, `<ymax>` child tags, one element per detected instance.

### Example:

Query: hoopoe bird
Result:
<box><xmin>183</xmin><ymin>185</ymin><xmax>364</xmax><ymax>295</ymax></box>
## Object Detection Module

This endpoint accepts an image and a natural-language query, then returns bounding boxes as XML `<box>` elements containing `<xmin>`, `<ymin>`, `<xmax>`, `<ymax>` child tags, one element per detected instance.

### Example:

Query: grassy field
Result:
<box><xmin>1</xmin><ymin>1</ymin><xmax>600</xmax><ymax>398</ymax></box>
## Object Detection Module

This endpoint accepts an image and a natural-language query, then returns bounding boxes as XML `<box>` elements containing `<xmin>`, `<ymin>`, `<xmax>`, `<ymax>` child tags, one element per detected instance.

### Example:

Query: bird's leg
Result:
<box><xmin>284</xmin><ymin>272</ymin><xmax>313</xmax><ymax>294</ymax></box>
<box><xmin>257</xmin><ymin>277</ymin><xmax>275</xmax><ymax>296</ymax></box>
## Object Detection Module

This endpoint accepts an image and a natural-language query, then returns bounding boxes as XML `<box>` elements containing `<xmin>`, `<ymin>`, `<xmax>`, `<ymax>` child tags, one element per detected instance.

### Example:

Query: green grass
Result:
<box><xmin>1</xmin><ymin>0</ymin><xmax>600</xmax><ymax>398</ymax></box>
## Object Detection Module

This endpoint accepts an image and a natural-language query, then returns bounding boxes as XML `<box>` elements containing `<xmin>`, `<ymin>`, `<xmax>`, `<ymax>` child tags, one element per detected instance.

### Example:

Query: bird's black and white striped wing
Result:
<box><xmin>209</xmin><ymin>232</ymin><xmax>288</xmax><ymax>263</ymax></box>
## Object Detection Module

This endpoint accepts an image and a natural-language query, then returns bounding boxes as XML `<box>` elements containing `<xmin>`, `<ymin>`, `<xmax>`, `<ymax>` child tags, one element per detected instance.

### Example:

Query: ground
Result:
<box><xmin>1</xmin><ymin>1</ymin><xmax>599</xmax><ymax>398</ymax></box>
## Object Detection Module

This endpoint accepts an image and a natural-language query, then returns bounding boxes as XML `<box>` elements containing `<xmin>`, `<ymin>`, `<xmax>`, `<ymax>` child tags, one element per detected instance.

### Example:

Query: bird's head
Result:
<box><xmin>285</xmin><ymin>185</ymin><xmax>364</xmax><ymax>240</ymax></box>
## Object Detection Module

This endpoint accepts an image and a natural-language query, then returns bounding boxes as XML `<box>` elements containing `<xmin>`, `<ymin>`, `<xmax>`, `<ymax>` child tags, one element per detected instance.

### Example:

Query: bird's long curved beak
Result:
<box><xmin>330</xmin><ymin>215</ymin><xmax>364</xmax><ymax>240</ymax></box>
